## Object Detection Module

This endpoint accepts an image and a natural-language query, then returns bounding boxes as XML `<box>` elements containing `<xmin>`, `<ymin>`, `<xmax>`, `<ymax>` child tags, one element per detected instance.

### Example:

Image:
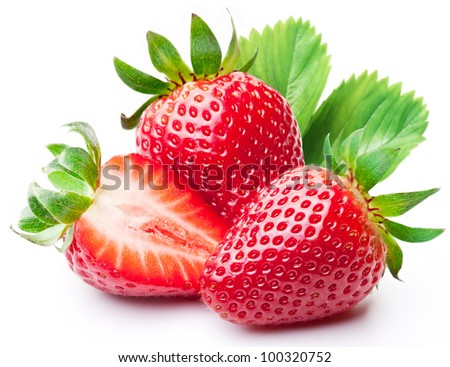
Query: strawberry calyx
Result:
<box><xmin>325</xmin><ymin>132</ymin><xmax>444</xmax><ymax>279</ymax></box>
<box><xmin>114</xmin><ymin>13</ymin><xmax>257</xmax><ymax>130</ymax></box>
<box><xmin>11</xmin><ymin>122</ymin><xmax>101</xmax><ymax>252</ymax></box>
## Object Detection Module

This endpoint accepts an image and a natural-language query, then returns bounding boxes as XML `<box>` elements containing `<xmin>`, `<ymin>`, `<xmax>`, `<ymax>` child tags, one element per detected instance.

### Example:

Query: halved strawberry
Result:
<box><xmin>13</xmin><ymin>123</ymin><xmax>229</xmax><ymax>296</ymax></box>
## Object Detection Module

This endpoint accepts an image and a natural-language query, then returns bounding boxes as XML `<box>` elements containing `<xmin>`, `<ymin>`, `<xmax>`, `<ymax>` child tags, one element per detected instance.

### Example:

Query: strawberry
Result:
<box><xmin>114</xmin><ymin>14</ymin><xmax>304</xmax><ymax>220</ymax></box>
<box><xmin>137</xmin><ymin>71</ymin><xmax>303</xmax><ymax>220</ymax></box>
<box><xmin>12</xmin><ymin>122</ymin><xmax>229</xmax><ymax>297</ymax></box>
<box><xmin>200</xmin><ymin>160</ymin><xmax>443</xmax><ymax>325</ymax></box>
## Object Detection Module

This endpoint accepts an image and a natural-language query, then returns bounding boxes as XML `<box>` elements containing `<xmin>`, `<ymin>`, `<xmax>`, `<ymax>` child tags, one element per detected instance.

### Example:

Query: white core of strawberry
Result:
<box><xmin>75</xmin><ymin>170</ymin><xmax>219</xmax><ymax>279</ymax></box>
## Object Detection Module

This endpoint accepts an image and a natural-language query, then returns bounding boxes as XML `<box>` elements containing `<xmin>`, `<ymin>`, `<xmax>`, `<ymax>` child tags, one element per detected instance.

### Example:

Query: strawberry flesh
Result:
<box><xmin>66</xmin><ymin>154</ymin><xmax>230</xmax><ymax>296</ymax></box>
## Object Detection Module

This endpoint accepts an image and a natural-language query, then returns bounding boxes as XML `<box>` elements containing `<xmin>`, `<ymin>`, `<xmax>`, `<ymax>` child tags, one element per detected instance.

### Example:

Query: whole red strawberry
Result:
<box><xmin>13</xmin><ymin>123</ymin><xmax>229</xmax><ymax>297</ymax></box>
<box><xmin>200</xmin><ymin>163</ymin><xmax>443</xmax><ymax>325</ymax></box>
<box><xmin>114</xmin><ymin>14</ymin><xmax>304</xmax><ymax>220</ymax></box>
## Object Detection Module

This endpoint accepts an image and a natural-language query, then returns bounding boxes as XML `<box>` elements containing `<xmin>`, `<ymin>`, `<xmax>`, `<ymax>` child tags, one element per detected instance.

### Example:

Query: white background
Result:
<box><xmin>1</xmin><ymin>0</ymin><xmax>449</xmax><ymax>365</ymax></box>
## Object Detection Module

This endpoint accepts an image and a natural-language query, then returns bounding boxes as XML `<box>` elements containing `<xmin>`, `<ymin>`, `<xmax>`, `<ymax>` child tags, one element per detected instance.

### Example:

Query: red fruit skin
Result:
<box><xmin>136</xmin><ymin>71</ymin><xmax>304</xmax><ymax>220</ymax></box>
<box><xmin>66</xmin><ymin>154</ymin><xmax>230</xmax><ymax>297</ymax></box>
<box><xmin>200</xmin><ymin>167</ymin><xmax>386</xmax><ymax>325</ymax></box>
<box><xmin>66</xmin><ymin>238</ymin><xmax>190</xmax><ymax>296</ymax></box>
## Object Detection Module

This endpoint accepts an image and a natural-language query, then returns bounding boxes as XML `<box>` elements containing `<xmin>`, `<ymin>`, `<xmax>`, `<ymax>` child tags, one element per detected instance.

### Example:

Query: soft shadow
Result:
<box><xmin>240</xmin><ymin>301</ymin><xmax>372</xmax><ymax>334</ymax></box>
<box><xmin>94</xmin><ymin>289</ymin><xmax>373</xmax><ymax>330</ymax></box>
<box><xmin>98</xmin><ymin>292</ymin><xmax>202</xmax><ymax>310</ymax></box>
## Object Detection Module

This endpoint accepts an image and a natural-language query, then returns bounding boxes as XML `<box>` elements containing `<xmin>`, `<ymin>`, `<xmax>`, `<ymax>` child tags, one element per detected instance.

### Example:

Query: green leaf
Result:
<box><xmin>239</xmin><ymin>17</ymin><xmax>331</xmax><ymax>133</ymax></box>
<box><xmin>146</xmin><ymin>32</ymin><xmax>193</xmax><ymax>85</ymax></box>
<box><xmin>384</xmin><ymin>219</ymin><xmax>444</xmax><ymax>243</ymax></box>
<box><xmin>32</xmin><ymin>184</ymin><xmax>92</xmax><ymax>224</ymax></box>
<box><xmin>28</xmin><ymin>183</ymin><xmax>60</xmax><ymax>225</ymax></box>
<box><xmin>44</xmin><ymin>159</ymin><xmax>94</xmax><ymax>197</ymax></box>
<box><xmin>340</xmin><ymin>129</ymin><xmax>364</xmax><ymax>172</ymax></box>
<box><xmin>17</xmin><ymin>207</ymin><xmax>53</xmax><ymax>233</ymax></box>
<box><xmin>354</xmin><ymin>148</ymin><xmax>400</xmax><ymax>191</ymax></box>
<box><xmin>121</xmin><ymin>95</ymin><xmax>160</xmax><ymax>130</ymax></box>
<box><xmin>11</xmin><ymin>223</ymin><xmax>68</xmax><ymax>247</ymax></box>
<box><xmin>64</xmin><ymin>122</ymin><xmax>101</xmax><ymax>168</ymax></box>
<box><xmin>47</xmin><ymin>144</ymin><xmax>70</xmax><ymax>157</ymax></box>
<box><xmin>371</xmin><ymin>188</ymin><xmax>439</xmax><ymax>217</ymax></box>
<box><xmin>190</xmin><ymin>14</ymin><xmax>222</xmax><ymax>77</ymax></box>
<box><xmin>303</xmin><ymin>72</ymin><xmax>428</xmax><ymax>175</ymax></box>
<box><xmin>57</xmin><ymin>147</ymin><xmax>98</xmax><ymax>191</ymax></box>
<box><xmin>113</xmin><ymin>57</ymin><xmax>171</xmax><ymax>94</ymax></box>
<box><xmin>381</xmin><ymin>231</ymin><xmax>403</xmax><ymax>280</ymax></box>
<box><xmin>220</xmin><ymin>12</ymin><xmax>240</xmax><ymax>75</ymax></box>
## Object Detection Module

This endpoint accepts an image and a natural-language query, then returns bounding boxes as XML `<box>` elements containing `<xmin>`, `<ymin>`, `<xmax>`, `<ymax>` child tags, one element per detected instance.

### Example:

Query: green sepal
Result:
<box><xmin>113</xmin><ymin>57</ymin><xmax>171</xmax><ymax>94</ymax></box>
<box><xmin>44</xmin><ymin>159</ymin><xmax>95</xmax><ymax>197</ymax></box>
<box><xmin>31</xmin><ymin>184</ymin><xmax>93</xmax><ymax>224</ymax></box>
<box><xmin>354</xmin><ymin>148</ymin><xmax>400</xmax><ymax>192</ymax></box>
<box><xmin>340</xmin><ymin>129</ymin><xmax>364</xmax><ymax>172</ymax></box>
<box><xmin>323</xmin><ymin>134</ymin><xmax>347</xmax><ymax>175</ymax></box>
<box><xmin>57</xmin><ymin>224</ymin><xmax>74</xmax><ymax>253</ymax></box>
<box><xmin>146</xmin><ymin>32</ymin><xmax>193</xmax><ymax>85</ymax></box>
<box><xmin>371</xmin><ymin>188</ymin><xmax>439</xmax><ymax>217</ymax></box>
<box><xmin>220</xmin><ymin>12</ymin><xmax>240</xmax><ymax>75</ymax></box>
<box><xmin>323</xmin><ymin>134</ymin><xmax>335</xmax><ymax>168</ymax></box>
<box><xmin>334</xmin><ymin>161</ymin><xmax>347</xmax><ymax>176</ymax></box>
<box><xmin>47</xmin><ymin>144</ymin><xmax>70</xmax><ymax>157</ymax></box>
<box><xmin>64</xmin><ymin>122</ymin><xmax>101</xmax><ymax>168</ymax></box>
<box><xmin>11</xmin><ymin>223</ymin><xmax>68</xmax><ymax>247</ymax></box>
<box><xmin>237</xmin><ymin>49</ymin><xmax>258</xmax><ymax>73</ymax></box>
<box><xmin>381</xmin><ymin>231</ymin><xmax>403</xmax><ymax>280</ymax></box>
<box><xmin>190</xmin><ymin>13</ymin><xmax>222</xmax><ymax>77</ymax></box>
<box><xmin>17</xmin><ymin>207</ymin><xmax>53</xmax><ymax>233</ymax></box>
<box><xmin>239</xmin><ymin>17</ymin><xmax>330</xmax><ymax>133</ymax></box>
<box><xmin>13</xmin><ymin>122</ymin><xmax>101</xmax><ymax>250</ymax></box>
<box><xmin>121</xmin><ymin>95</ymin><xmax>160</xmax><ymax>130</ymax></box>
<box><xmin>57</xmin><ymin>147</ymin><xmax>98</xmax><ymax>191</ymax></box>
<box><xmin>383</xmin><ymin>219</ymin><xmax>444</xmax><ymax>243</ymax></box>
<box><xmin>323</xmin><ymin>134</ymin><xmax>332</xmax><ymax>156</ymax></box>
<box><xmin>28</xmin><ymin>183</ymin><xmax>59</xmax><ymax>225</ymax></box>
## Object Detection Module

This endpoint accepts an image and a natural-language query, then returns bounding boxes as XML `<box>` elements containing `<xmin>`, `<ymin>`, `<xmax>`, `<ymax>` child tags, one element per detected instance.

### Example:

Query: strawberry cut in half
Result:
<box><xmin>114</xmin><ymin>14</ymin><xmax>304</xmax><ymax>220</ymax></box>
<box><xmin>12</xmin><ymin>122</ymin><xmax>230</xmax><ymax>297</ymax></box>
